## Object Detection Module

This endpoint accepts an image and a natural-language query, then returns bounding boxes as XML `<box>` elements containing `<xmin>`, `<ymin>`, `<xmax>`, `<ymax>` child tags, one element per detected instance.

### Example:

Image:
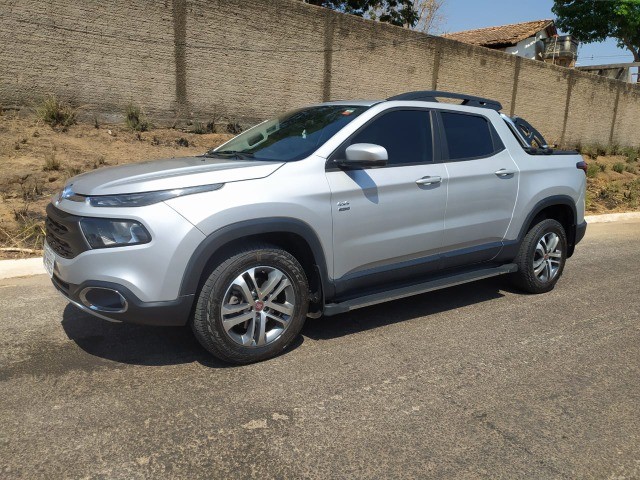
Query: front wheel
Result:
<box><xmin>511</xmin><ymin>219</ymin><xmax>567</xmax><ymax>294</ymax></box>
<box><xmin>192</xmin><ymin>244</ymin><xmax>309</xmax><ymax>364</ymax></box>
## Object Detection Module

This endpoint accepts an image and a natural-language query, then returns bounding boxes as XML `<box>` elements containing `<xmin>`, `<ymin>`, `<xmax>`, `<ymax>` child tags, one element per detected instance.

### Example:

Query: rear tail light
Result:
<box><xmin>576</xmin><ymin>161</ymin><xmax>588</xmax><ymax>174</ymax></box>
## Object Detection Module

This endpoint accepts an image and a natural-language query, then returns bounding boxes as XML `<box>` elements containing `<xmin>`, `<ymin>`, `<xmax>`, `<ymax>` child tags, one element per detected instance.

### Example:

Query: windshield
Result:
<box><xmin>207</xmin><ymin>105</ymin><xmax>369</xmax><ymax>162</ymax></box>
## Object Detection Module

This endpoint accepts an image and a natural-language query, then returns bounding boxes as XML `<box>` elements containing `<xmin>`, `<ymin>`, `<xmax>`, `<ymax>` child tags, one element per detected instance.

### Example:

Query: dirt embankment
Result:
<box><xmin>583</xmin><ymin>153</ymin><xmax>640</xmax><ymax>214</ymax></box>
<box><xmin>0</xmin><ymin>114</ymin><xmax>231</xmax><ymax>258</ymax></box>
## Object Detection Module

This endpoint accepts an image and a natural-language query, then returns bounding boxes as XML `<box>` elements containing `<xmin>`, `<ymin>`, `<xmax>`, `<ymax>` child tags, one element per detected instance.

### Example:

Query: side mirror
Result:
<box><xmin>337</xmin><ymin>143</ymin><xmax>388</xmax><ymax>168</ymax></box>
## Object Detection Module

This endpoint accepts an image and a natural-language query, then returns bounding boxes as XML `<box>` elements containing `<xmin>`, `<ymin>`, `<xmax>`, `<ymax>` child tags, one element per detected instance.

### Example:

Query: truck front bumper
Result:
<box><xmin>51</xmin><ymin>273</ymin><xmax>194</xmax><ymax>326</ymax></box>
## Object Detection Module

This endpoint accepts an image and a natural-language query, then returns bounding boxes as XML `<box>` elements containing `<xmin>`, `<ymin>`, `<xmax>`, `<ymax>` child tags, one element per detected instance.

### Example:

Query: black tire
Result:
<box><xmin>511</xmin><ymin>218</ymin><xmax>567</xmax><ymax>294</ymax></box>
<box><xmin>191</xmin><ymin>244</ymin><xmax>309</xmax><ymax>364</ymax></box>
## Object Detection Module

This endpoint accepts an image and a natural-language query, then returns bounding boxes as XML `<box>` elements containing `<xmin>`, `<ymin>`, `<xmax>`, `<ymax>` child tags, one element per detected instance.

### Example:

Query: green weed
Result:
<box><xmin>586</xmin><ymin>163</ymin><xmax>599</xmax><ymax>178</ymax></box>
<box><xmin>37</xmin><ymin>95</ymin><xmax>76</xmax><ymax>129</ymax></box>
<box><xmin>612</xmin><ymin>162</ymin><xmax>625</xmax><ymax>174</ymax></box>
<box><xmin>125</xmin><ymin>104</ymin><xmax>150</xmax><ymax>132</ymax></box>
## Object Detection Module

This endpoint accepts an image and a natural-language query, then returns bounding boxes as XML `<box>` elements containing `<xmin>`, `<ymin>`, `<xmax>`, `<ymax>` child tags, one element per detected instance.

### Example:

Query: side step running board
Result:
<box><xmin>323</xmin><ymin>264</ymin><xmax>518</xmax><ymax>316</ymax></box>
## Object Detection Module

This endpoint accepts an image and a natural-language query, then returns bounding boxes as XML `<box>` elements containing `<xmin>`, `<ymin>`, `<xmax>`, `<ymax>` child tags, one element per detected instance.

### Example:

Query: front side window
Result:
<box><xmin>344</xmin><ymin>109</ymin><xmax>433</xmax><ymax>166</ymax></box>
<box><xmin>441</xmin><ymin>112</ymin><xmax>497</xmax><ymax>161</ymax></box>
<box><xmin>207</xmin><ymin>105</ymin><xmax>369</xmax><ymax>162</ymax></box>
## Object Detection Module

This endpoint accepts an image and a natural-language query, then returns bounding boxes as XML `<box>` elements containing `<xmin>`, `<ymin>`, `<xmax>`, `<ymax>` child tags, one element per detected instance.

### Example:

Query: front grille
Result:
<box><xmin>46</xmin><ymin>216</ymin><xmax>68</xmax><ymax>235</ymax></box>
<box><xmin>45</xmin><ymin>203</ymin><xmax>89</xmax><ymax>259</ymax></box>
<box><xmin>46</xmin><ymin>226</ymin><xmax>74</xmax><ymax>258</ymax></box>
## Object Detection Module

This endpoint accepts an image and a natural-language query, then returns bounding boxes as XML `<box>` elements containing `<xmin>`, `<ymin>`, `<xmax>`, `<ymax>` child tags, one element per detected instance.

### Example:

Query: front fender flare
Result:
<box><xmin>178</xmin><ymin>217</ymin><xmax>331</xmax><ymax>299</ymax></box>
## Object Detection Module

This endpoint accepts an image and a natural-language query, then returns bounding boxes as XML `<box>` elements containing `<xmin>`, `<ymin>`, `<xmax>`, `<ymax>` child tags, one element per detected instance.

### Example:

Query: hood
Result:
<box><xmin>67</xmin><ymin>157</ymin><xmax>284</xmax><ymax>195</ymax></box>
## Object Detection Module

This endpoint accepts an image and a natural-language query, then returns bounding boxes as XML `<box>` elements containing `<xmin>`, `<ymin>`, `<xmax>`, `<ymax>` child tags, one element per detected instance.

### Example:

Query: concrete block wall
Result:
<box><xmin>1</xmin><ymin>0</ymin><xmax>638</xmax><ymax>146</ymax></box>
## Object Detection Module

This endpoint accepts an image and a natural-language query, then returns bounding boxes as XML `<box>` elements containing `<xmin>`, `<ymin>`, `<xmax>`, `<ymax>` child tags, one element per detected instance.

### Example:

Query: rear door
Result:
<box><xmin>437</xmin><ymin>110</ymin><xmax>519</xmax><ymax>268</ymax></box>
<box><xmin>326</xmin><ymin>108</ymin><xmax>448</xmax><ymax>296</ymax></box>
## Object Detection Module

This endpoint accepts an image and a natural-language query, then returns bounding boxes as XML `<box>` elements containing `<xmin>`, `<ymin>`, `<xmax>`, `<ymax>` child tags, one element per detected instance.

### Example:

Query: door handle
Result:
<box><xmin>416</xmin><ymin>176</ymin><xmax>442</xmax><ymax>185</ymax></box>
<box><xmin>495</xmin><ymin>168</ymin><xmax>516</xmax><ymax>177</ymax></box>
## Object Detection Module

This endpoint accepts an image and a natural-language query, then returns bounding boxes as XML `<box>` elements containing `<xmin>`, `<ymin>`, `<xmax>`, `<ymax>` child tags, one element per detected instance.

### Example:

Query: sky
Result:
<box><xmin>437</xmin><ymin>0</ymin><xmax>636</xmax><ymax>78</ymax></box>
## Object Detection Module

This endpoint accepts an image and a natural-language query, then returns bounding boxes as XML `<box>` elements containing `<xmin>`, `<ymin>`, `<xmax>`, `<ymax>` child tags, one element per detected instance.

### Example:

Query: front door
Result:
<box><xmin>326</xmin><ymin>109</ymin><xmax>448</xmax><ymax>297</ymax></box>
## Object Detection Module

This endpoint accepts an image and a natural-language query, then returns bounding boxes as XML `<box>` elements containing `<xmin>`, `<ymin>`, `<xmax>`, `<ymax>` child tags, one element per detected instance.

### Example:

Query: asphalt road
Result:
<box><xmin>1</xmin><ymin>220</ymin><xmax>639</xmax><ymax>479</ymax></box>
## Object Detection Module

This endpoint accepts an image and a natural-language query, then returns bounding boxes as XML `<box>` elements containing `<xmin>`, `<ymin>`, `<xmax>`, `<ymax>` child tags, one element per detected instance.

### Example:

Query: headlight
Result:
<box><xmin>78</xmin><ymin>184</ymin><xmax>223</xmax><ymax>207</ymax></box>
<box><xmin>80</xmin><ymin>218</ymin><xmax>152</xmax><ymax>248</ymax></box>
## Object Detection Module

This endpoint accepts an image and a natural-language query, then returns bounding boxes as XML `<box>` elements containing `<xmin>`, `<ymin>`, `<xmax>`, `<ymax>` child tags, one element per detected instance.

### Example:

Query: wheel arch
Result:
<box><xmin>518</xmin><ymin>195</ymin><xmax>578</xmax><ymax>257</ymax></box>
<box><xmin>179</xmin><ymin>218</ymin><xmax>332</xmax><ymax>304</ymax></box>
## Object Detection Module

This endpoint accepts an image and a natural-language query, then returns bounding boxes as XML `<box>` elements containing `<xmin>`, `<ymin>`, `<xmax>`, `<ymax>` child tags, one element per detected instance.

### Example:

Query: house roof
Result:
<box><xmin>443</xmin><ymin>19</ymin><xmax>557</xmax><ymax>48</ymax></box>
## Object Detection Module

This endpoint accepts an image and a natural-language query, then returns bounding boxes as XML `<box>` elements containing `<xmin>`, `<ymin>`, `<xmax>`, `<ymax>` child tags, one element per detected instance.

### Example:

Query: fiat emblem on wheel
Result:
<box><xmin>254</xmin><ymin>300</ymin><xmax>264</xmax><ymax>312</ymax></box>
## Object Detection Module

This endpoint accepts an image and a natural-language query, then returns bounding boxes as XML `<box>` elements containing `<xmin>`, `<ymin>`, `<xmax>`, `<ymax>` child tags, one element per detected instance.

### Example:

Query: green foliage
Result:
<box><xmin>606</xmin><ymin>144</ymin><xmax>621</xmax><ymax>156</ymax></box>
<box><xmin>599</xmin><ymin>163</ymin><xmax>607</xmax><ymax>172</ymax></box>
<box><xmin>586</xmin><ymin>163</ymin><xmax>599</xmax><ymax>178</ymax></box>
<box><xmin>622</xmin><ymin>146</ymin><xmax>639</xmax><ymax>163</ymax></box>
<box><xmin>613</xmin><ymin>162</ymin><xmax>625</xmax><ymax>174</ymax></box>
<box><xmin>580</xmin><ymin>144</ymin><xmax>600</xmax><ymax>159</ymax></box>
<box><xmin>553</xmin><ymin>0</ymin><xmax>640</xmax><ymax>62</ymax></box>
<box><xmin>125</xmin><ymin>104</ymin><xmax>150</xmax><ymax>132</ymax></box>
<box><xmin>37</xmin><ymin>95</ymin><xmax>76</xmax><ymax>129</ymax></box>
<box><xmin>307</xmin><ymin>0</ymin><xmax>419</xmax><ymax>27</ymax></box>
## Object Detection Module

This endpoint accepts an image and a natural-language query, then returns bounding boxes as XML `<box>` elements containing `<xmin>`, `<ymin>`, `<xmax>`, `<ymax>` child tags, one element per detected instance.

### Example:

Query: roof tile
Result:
<box><xmin>443</xmin><ymin>19</ymin><xmax>556</xmax><ymax>47</ymax></box>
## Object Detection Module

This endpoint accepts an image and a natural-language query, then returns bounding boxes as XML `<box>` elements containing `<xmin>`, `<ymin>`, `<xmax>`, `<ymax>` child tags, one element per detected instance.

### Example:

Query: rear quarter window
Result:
<box><xmin>440</xmin><ymin>112</ymin><xmax>503</xmax><ymax>161</ymax></box>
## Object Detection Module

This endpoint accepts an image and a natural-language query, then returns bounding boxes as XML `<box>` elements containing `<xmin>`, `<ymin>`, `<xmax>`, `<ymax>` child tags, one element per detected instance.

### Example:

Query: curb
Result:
<box><xmin>0</xmin><ymin>257</ymin><xmax>45</xmax><ymax>280</ymax></box>
<box><xmin>1</xmin><ymin>212</ymin><xmax>639</xmax><ymax>280</ymax></box>
<box><xmin>584</xmin><ymin>212</ymin><xmax>640</xmax><ymax>224</ymax></box>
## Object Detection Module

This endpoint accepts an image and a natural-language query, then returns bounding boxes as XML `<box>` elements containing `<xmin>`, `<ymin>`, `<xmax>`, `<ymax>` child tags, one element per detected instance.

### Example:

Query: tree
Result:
<box><xmin>552</xmin><ymin>0</ymin><xmax>640</xmax><ymax>64</ymax></box>
<box><xmin>410</xmin><ymin>0</ymin><xmax>446</xmax><ymax>34</ymax></box>
<box><xmin>306</xmin><ymin>0</ymin><xmax>419</xmax><ymax>27</ymax></box>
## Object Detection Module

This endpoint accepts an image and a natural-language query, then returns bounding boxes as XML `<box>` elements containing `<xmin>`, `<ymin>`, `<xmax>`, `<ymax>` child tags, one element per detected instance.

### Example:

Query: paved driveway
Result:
<box><xmin>1</xmin><ymin>220</ymin><xmax>639</xmax><ymax>479</ymax></box>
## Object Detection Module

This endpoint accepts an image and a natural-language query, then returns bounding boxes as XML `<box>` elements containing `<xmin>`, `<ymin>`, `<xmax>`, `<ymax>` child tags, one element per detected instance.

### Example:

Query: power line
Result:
<box><xmin>581</xmin><ymin>54</ymin><xmax>634</xmax><ymax>59</ymax></box>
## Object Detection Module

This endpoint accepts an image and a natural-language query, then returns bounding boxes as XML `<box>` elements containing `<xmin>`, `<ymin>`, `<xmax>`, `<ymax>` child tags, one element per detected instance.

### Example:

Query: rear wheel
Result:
<box><xmin>512</xmin><ymin>219</ymin><xmax>567</xmax><ymax>294</ymax></box>
<box><xmin>192</xmin><ymin>244</ymin><xmax>309</xmax><ymax>364</ymax></box>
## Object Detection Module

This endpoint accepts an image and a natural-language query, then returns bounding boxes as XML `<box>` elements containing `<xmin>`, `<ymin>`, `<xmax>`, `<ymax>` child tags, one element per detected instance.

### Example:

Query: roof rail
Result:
<box><xmin>386</xmin><ymin>90</ymin><xmax>502</xmax><ymax>111</ymax></box>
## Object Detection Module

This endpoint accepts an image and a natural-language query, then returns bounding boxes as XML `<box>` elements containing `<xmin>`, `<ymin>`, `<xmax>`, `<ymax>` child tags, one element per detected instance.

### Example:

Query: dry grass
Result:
<box><xmin>581</xmin><ymin>150</ymin><xmax>640</xmax><ymax>214</ymax></box>
<box><xmin>0</xmin><ymin>113</ymin><xmax>231</xmax><ymax>258</ymax></box>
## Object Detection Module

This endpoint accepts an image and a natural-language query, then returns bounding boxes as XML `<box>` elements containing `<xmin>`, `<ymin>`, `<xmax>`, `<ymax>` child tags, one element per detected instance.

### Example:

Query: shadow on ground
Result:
<box><xmin>303</xmin><ymin>276</ymin><xmax>509</xmax><ymax>340</ymax></box>
<box><xmin>61</xmin><ymin>305</ymin><xmax>302</xmax><ymax>369</ymax></box>
<box><xmin>62</xmin><ymin>276</ymin><xmax>511</xmax><ymax>367</ymax></box>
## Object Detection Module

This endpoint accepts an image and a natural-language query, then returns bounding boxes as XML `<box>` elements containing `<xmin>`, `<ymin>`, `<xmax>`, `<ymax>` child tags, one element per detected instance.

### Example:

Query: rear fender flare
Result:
<box><xmin>516</xmin><ymin>195</ymin><xmax>577</xmax><ymax>242</ymax></box>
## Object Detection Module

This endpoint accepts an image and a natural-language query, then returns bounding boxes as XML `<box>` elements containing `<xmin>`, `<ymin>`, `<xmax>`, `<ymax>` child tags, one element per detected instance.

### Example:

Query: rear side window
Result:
<box><xmin>441</xmin><ymin>112</ymin><xmax>499</xmax><ymax>161</ymax></box>
<box><xmin>349</xmin><ymin>110</ymin><xmax>433</xmax><ymax>166</ymax></box>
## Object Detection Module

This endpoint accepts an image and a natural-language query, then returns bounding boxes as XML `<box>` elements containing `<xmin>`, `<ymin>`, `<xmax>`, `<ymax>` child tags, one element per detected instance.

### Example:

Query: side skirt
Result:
<box><xmin>323</xmin><ymin>263</ymin><xmax>517</xmax><ymax>316</ymax></box>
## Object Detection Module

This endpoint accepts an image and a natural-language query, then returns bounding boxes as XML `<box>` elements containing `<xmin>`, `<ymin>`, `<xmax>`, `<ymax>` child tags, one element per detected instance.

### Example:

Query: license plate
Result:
<box><xmin>43</xmin><ymin>242</ymin><xmax>55</xmax><ymax>278</ymax></box>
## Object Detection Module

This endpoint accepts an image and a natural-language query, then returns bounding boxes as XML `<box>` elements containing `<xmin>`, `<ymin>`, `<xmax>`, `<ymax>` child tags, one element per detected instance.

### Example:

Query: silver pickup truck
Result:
<box><xmin>44</xmin><ymin>90</ymin><xmax>587</xmax><ymax>364</ymax></box>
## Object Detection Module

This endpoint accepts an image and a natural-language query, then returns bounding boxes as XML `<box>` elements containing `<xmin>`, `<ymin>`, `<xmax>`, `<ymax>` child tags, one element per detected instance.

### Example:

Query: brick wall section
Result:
<box><xmin>0</xmin><ymin>0</ymin><xmax>176</xmax><ymax>121</ymax></box>
<box><xmin>1</xmin><ymin>0</ymin><xmax>638</xmax><ymax>146</ymax></box>
<box><xmin>614</xmin><ymin>89</ymin><xmax>640</xmax><ymax>147</ymax></box>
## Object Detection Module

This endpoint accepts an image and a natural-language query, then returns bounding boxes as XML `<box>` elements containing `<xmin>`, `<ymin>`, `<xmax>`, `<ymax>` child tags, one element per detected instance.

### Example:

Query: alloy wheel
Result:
<box><xmin>533</xmin><ymin>232</ymin><xmax>562</xmax><ymax>283</ymax></box>
<box><xmin>219</xmin><ymin>266</ymin><xmax>295</xmax><ymax>347</ymax></box>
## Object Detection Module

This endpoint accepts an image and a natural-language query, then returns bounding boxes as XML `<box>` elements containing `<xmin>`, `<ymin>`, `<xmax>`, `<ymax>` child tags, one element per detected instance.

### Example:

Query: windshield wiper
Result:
<box><xmin>205</xmin><ymin>150</ymin><xmax>255</xmax><ymax>160</ymax></box>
